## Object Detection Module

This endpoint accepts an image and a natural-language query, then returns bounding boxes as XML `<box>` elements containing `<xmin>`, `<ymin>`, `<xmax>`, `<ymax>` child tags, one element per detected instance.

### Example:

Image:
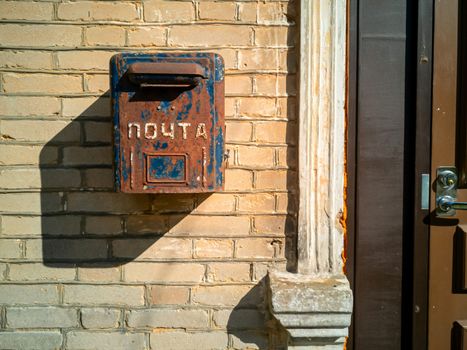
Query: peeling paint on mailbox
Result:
<box><xmin>111</xmin><ymin>53</ymin><xmax>225</xmax><ymax>193</ymax></box>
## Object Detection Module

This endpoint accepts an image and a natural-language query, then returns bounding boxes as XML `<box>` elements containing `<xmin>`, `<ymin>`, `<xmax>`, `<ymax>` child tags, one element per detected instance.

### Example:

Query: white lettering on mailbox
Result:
<box><xmin>127</xmin><ymin>122</ymin><xmax>208</xmax><ymax>140</ymax></box>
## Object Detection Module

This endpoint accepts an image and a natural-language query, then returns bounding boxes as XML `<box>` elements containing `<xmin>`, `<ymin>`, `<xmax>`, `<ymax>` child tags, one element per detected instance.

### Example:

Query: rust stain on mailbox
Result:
<box><xmin>110</xmin><ymin>53</ymin><xmax>225</xmax><ymax>193</ymax></box>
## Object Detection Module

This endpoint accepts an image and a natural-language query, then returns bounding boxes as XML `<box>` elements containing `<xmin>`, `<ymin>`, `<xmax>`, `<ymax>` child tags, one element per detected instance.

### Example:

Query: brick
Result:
<box><xmin>67</xmin><ymin>331</ymin><xmax>145</xmax><ymax>350</ymax></box>
<box><xmin>0</xmin><ymin>120</ymin><xmax>80</xmax><ymax>143</ymax></box>
<box><xmin>254</xmin><ymin>121</ymin><xmax>288</xmax><ymax>143</ymax></box>
<box><xmin>84</xmin><ymin>121</ymin><xmax>112</xmax><ymax>143</ymax></box>
<box><xmin>224</xmin><ymin>169</ymin><xmax>252</xmax><ymax>191</ymax></box>
<box><xmin>0</xmin><ymin>263</ymin><xmax>6</xmax><ymax>280</ymax></box>
<box><xmin>127</xmin><ymin>309</ymin><xmax>209</xmax><ymax>328</ymax></box>
<box><xmin>6</xmin><ymin>307</ymin><xmax>78</xmax><ymax>328</ymax></box>
<box><xmin>0</xmin><ymin>332</ymin><xmax>62</xmax><ymax>350</ymax></box>
<box><xmin>78</xmin><ymin>266</ymin><xmax>121</xmax><ymax>282</ymax></box>
<box><xmin>29</xmin><ymin>238</ymin><xmax>108</xmax><ymax>261</ymax></box>
<box><xmin>238</xmin><ymin>3</ymin><xmax>257</xmax><ymax>22</ymax></box>
<box><xmin>125</xmin><ymin>262</ymin><xmax>205</xmax><ymax>283</ymax></box>
<box><xmin>225</xmin><ymin>75</ymin><xmax>252</xmax><ymax>95</ymax></box>
<box><xmin>84</xmin><ymin>169</ymin><xmax>114</xmax><ymax>189</ymax></box>
<box><xmin>127</xmin><ymin>27</ymin><xmax>166</xmax><ymax>47</ymax></box>
<box><xmin>0</xmin><ymin>24</ymin><xmax>82</xmax><ymax>47</ymax></box>
<box><xmin>225</xmin><ymin>97</ymin><xmax>236</xmax><ymax>116</ymax></box>
<box><xmin>170</xmin><ymin>25</ymin><xmax>251</xmax><ymax>47</ymax></box>
<box><xmin>144</xmin><ymin>1</ymin><xmax>195</xmax><ymax>22</ymax></box>
<box><xmin>194</xmin><ymin>239</ymin><xmax>233</xmax><ymax>259</ymax></box>
<box><xmin>86</xmin><ymin>26</ymin><xmax>126</xmax><ymax>46</ymax></box>
<box><xmin>209</xmin><ymin>49</ymin><xmax>237</xmax><ymax>70</ymax></box>
<box><xmin>62</xmin><ymin>96</ymin><xmax>110</xmax><ymax>117</ymax></box>
<box><xmin>86</xmin><ymin>74</ymin><xmax>108</xmax><ymax>93</ymax></box>
<box><xmin>238</xmin><ymin>97</ymin><xmax>277</xmax><ymax>117</ymax></box>
<box><xmin>0</xmin><ymin>285</ymin><xmax>59</xmax><ymax>304</ymax></box>
<box><xmin>255</xmin><ymin>169</ymin><xmax>288</xmax><ymax>190</ymax></box>
<box><xmin>238</xmin><ymin>193</ymin><xmax>275</xmax><ymax>213</ymax></box>
<box><xmin>0</xmin><ymin>145</ymin><xmax>57</xmax><ymax>166</ymax></box>
<box><xmin>2</xmin><ymin>73</ymin><xmax>82</xmax><ymax>94</ymax></box>
<box><xmin>150</xmin><ymin>286</ymin><xmax>189</xmax><ymax>305</ymax></box>
<box><xmin>226</xmin><ymin>121</ymin><xmax>252</xmax><ymax>142</ymax></box>
<box><xmin>231</xmin><ymin>332</ymin><xmax>269</xmax><ymax>349</ymax></box>
<box><xmin>0</xmin><ymin>1</ymin><xmax>53</xmax><ymax>20</ymax></box>
<box><xmin>277</xmin><ymin>96</ymin><xmax>296</xmax><ymax>118</ymax></box>
<box><xmin>258</xmin><ymin>2</ymin><xmax>289</xmax><ymax>24</ymax></box>
<box><xmin>67</xmin><ymin>193</ymin><xmax>151</xmax><ymax>213</ymax></box>
<box><xmin>0</xmin><ymin>168</ymin><xmax>81</xmax><ymax>190</ymax></box>
<box><xmin>152</xmin><ymin>195</ymin><xmax>195</xmax><ymax>213</ymax></box>
<box><xmin>0</xmin><ymin>239</ymin><xmax>22</xmax><ymax>259</ymax></box>
<box><xmin>192</xmin><ymin>194</ymin><xmax>235</xmax><ymax>213</ymax></box>
<box><xmin>0</xmin><ymin>193</ymin><xmax>61</xmax><ymax>214</ymax></box>
<box><xmin>199</xmin><ymin>2</ymin><xmax>236</xmax><ymax>21</ymax></box>
<box><xmin>58</xmin><ymin>2</ymin><xmax>139</xmax><ymax>21</ymax></box>
<box><xmin>8</xmin><ymin>263</ymin><xmax>76</xmax><ymax>281</ymax></box>
<box><xmin>113</xmin><ymin>238</ymin><xmax>192</xmax><ymax>260</ymax></box>
<box><xmin>255</xmin><ymin>27</ymin><xmax>292</xmax><ymax>46</ymax></box>
<box><xmin>192</xmin><ymin>285</ymin><xmax>258</xmax><ymax>306</ymax></box>
<box><xmin>238</xmin><ymin>49</ymin><xmax>288</xmax><ymax>71</ymax></box>
<box><xmin>85</xmin><ymin>216</ymin><xmax>123</xmax><ymax>235</ymax></box>
<box><xmin>64</xmin><ymin>285</ymin><xmax>144</xmax><ymax>306</ymax></box>
<box><xmin>208</xmin><ymin>262</ymin><xmax>251</xmax><ymax>282</ymax></box>
<box><xmin>81</xmin><ymin>308</ymin><xmax>120</xmax><ymax>329</ymax></box>
<box><xmin>236</xmin><ymin>145</ymin><xmax>275</xmax><ymax>168</ymax></box>
<box><xmin>213</xmin><ymin>309</ymin><xmax>264</xmax><ymax>329</ymax></box>
<box><xmin>150</xmin><ymin>331</ymin><xmax>228</xmax><ymax>350</ymax></box>
<box><xmin>1</xmin><ymin>215</ymin><xmax>81</xmax><ymax>237</ymax></box>
<box><xmin>275</xmin><ymin>192</ymin><xmax>290</xmax><ymax>213</ymax></box>
<box><xmin>236</xmin><ymin>238</ymin><xmax>279</xmax><ymax>258</ymax></box>
<box><xmin>168</xmin><ymin>215</ymin><xmax>251</xmax><ymax>236</ymax></box>
<box><xmin>0</xmin><ymin>50</ymin><xmax>52</xmax><ymax>70</ymax></box>
<box><xmin>58</xmin><ymin>51</ymin><xmax>115</xmax><ymax>70</ymax></box>
<box><xmin>254</xmin><ymin>215</ymin><xmax>294</xmax><ymax>235</ymax></box>
<box><xmin>63</xmin><ymin>146</ymin><xmax>112</xmax><ymax>166</ymax></box>
<box><xmin>126</xmin><ymin>215</ymin><xmax>168</xmax><ymax>234</ymax></box>
<box><xmin>277</xmin><ymin>146</ymin><xmax>297</xmax><ymax>168</ymax></box>
<box><xmin>256</xmin><ymin>74</ymin><xmax>296</xmax><ymax>95</ymax></box>
<box><xmin>0</xmin><ymin>96</ymin><xmax>60</xmax><ymax>116</ymax></box>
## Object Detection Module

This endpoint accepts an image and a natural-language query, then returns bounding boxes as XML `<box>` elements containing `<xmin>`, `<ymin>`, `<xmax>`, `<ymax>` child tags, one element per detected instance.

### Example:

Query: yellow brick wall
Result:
<box><xmin>0</xmin><ymin>1</ymin><xmax>297</xmax><ymax>348</ymax></box>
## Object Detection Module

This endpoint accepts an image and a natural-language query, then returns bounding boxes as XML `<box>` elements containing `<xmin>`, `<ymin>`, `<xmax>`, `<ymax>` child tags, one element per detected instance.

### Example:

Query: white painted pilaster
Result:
<box><xmin>268</xmin><ymin>0</ymin><xmax>352</xmax><ymax>348</ymax></box>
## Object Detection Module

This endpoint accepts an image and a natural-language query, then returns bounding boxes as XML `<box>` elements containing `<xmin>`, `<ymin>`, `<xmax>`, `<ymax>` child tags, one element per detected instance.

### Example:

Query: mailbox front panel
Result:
<box><xmin>111</xmin><ymin>53</ymin><xmax>225</xmax><ymax>193</ymax></box>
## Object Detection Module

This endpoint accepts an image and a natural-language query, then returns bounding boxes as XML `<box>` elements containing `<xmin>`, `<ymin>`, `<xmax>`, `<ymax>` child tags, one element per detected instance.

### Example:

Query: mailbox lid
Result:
<box><xmin>111</xmin><ymin>52</ymin><xmax>225</xmax><ymax>193</ymax></box>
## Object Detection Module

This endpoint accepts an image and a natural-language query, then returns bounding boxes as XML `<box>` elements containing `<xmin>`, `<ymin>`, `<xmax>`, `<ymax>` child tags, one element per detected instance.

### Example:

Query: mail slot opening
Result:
<box><xmin>128</xmin><ymin>62</ymin><xmax>207</xmax><ymax>88</ymax></box>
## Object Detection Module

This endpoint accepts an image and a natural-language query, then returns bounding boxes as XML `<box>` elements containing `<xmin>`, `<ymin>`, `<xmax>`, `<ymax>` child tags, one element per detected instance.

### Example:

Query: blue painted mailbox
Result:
<box><xmin>110</xmin><ymin>53</ymin><xmax>225</xmax><ymax>193</ymax></box>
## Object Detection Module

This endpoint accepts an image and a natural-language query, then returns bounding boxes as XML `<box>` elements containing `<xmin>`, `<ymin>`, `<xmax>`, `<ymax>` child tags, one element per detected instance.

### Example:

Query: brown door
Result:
<box><xmin>429</xmin><ymin>1</ymin><xmax>467</xmax><ymax>349</ymax></box>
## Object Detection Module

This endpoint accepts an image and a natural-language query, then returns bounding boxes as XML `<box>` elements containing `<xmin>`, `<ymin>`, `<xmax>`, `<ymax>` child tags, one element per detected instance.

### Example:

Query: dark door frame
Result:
<box><xmin>346</xmin><ymin>0</ymin><xmax>433</xmax><ymax>349</ymax></box>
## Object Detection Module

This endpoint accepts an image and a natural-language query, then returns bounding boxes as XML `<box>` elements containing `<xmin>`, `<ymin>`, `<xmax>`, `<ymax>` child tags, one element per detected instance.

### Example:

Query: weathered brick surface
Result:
<box><xmin>0</xmin><ymin>1</ymin><xmax>296</xmax><ymax>348</ymax></box>
<box><xmin>0</xmin><ymin>24</ymin><xmax>82</xmax><ymax>47</ymax></box>
<box><xmin>213</xmin><ymin>309</ymin><xmax>265</xmax><ymax>329</ymax></box>
<box><xmin>0</xmin><ymin>331</ymin><xmax>62</xmax><ymax>350</ymax></box>
<box><xmin>8</xmin><ymin>263</ymin><xmax>76</xmax><ymax>281</ymax></box>
<box><xmin>124</xmin><ymin>262</ymin><xmax>205</xmax><ymax>283</ymax></box>
<box><xmin>0</xmin><ymin>285</ymin><xmax>59</xmax><ymax>305</ymax></box>
<box><xmin>150</xmin><ymin>331</ymin><xmax>229</xmax><ymax>350</ymax></box>
<box><xmin>0</xmin><ymin>1</ymin><xmax>53</xmax><ymax>21</ymax></box>
<box><xmin>81</xmin><ymin>308</ymin><xmax>121</xmax><ymax>329</ymax></box>
<box><xmin>3</xmin><ymin>73</ymin><xmax>83</xmax><ymax>94</ymax></box>
<box><xmin>6</xmin><ymin>307</ymin><xmax>78</xmax><ymax>328</ymax></box>
<box><xmin>127</xmin><ymin>309</ymin><xmax>209</xmax><ymax>328</ymax></box>
<box><xmin>150</xmin><ymin>285</ymin><xmax>190</xmax><ymax>305</ymax></box>
<box><xmin>66</xmin><ymin>331</ymin><xmax>146</xmax><ymax>350</ymax></box>
<box><xmin>58</xmin><ymin>2</ymin><xmax>139</xmax><ymax>22</ymax></box>
<box><xmin>64</xmin><ymin>285</ymin><xmax>145</xmax><ymax>306</ymax></box>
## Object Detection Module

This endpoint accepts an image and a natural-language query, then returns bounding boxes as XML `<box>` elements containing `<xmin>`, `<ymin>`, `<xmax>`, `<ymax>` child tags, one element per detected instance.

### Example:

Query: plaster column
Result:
<box><xmin>268</xmin><ymin>0</ymin><xmax>353</xmax><ymax>348</ymax></box>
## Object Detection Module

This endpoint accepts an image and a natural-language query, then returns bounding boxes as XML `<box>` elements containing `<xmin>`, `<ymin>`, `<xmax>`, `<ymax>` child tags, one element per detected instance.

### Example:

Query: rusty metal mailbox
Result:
<box><xmin>110</xmin><ymin>53</ymin><xmax>225</xmax><ymax>193</ymax></box>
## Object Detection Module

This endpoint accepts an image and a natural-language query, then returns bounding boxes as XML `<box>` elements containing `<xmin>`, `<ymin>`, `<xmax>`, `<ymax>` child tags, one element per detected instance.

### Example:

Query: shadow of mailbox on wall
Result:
<box><xmin>111</xmin><ymin>52</ymin><xmax>225</xmax><ymax>193</ymax></box>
